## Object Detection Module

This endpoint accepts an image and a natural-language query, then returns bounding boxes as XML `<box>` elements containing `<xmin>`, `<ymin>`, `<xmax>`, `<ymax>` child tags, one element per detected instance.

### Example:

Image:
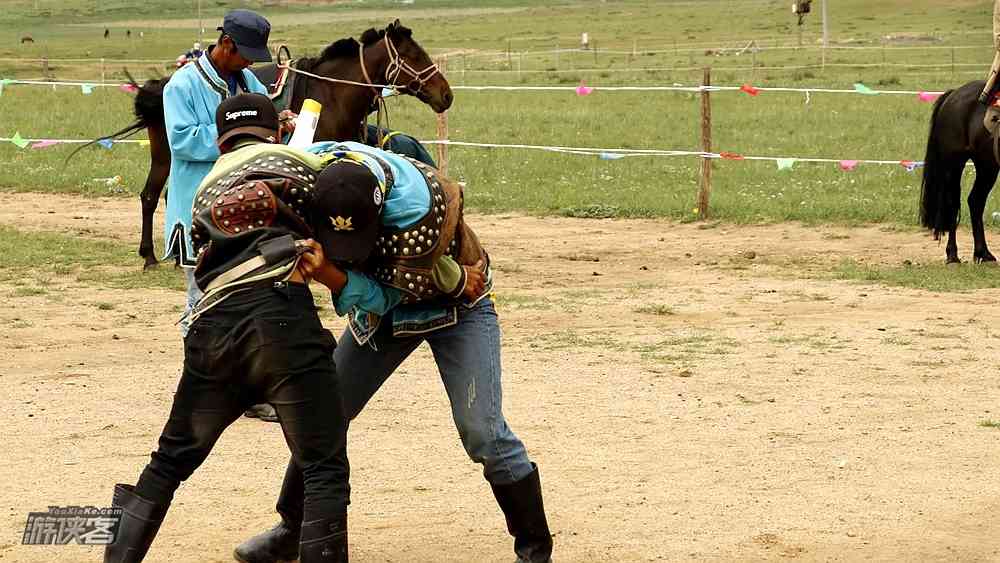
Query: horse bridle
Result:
<box><xmin>359</xmin><ymin>33</ymin><xmax>441</xmax><ymax>98</ymax></box>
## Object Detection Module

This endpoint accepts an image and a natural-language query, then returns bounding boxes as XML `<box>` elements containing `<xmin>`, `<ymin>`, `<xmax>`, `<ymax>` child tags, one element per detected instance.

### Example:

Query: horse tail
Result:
<box><xmin>65</xmin><ymin>72</ymin><xmax>167</xmax><ymax>163</ymax></box>
<box><xmin>64</xmin><ymin>120</ymin><xmax>145</xmax><ymax>162</ymax></box>
<box><xmin>919</xmin><ymin>88</ymin><xmax>960</xmax><ymax>238</ymax></box>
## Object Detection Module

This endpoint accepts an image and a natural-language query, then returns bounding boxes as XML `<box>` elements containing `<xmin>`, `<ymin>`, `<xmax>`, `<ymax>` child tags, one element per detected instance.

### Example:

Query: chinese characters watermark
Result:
<box><xmin>22</xmin><ymin>506</ymin><xmax>122</xmax><ymax>546</ymax></box>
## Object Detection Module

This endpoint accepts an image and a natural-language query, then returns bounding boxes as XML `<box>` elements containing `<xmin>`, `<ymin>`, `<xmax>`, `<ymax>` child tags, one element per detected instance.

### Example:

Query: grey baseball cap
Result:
<box><xmin>217</xmin><ymin>9</ymin><xmax>272</xmax><ymax>63</ymax></box>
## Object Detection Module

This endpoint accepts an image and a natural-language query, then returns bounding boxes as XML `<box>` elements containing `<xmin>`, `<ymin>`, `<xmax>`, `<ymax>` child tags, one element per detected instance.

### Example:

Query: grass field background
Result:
<box><xmin>1</xmin><ymin>0</ymin><xmax>999</xmax><ymax>229</ymax></box>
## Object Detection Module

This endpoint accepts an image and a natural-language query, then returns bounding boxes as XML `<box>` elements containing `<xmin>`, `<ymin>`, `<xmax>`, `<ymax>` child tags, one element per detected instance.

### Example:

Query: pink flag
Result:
<box><xmin>740</xmin><ymin>84</ymin><xmax>760</xmax><ymax>97</ymax></box>
<box><xmin>30</xmin><ymin>140</ymin><xmax>60</xmax><ymax>149</ymax></box>
<box><xmin>575</xmin><ymin>81</ymin><xmax>593</xmax><ymax>96</ymax></box>
<box><xmin>917</xmin><ymin>91</ymin><xmax>942</xmax><ymax>103</ymax></box>
<box><xmin>119</xmin><ymin>83</ymin><xmax>139</xmax><ymax>94</ymax></box>
<box><xmin>839</xmin><ymin>160</ymin><xmax>860</xmax><ymax>171</ymax></box>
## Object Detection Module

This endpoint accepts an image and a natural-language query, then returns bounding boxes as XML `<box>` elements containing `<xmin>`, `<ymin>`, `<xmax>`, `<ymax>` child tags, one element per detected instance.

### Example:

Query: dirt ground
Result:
<box><xmin>2</xmin><ymin>192</ymin><xmax>1000</xmax><ymax>562</ymax></box>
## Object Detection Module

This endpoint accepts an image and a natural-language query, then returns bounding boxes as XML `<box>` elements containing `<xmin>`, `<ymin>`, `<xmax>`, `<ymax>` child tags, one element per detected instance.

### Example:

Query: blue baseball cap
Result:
<box><xmin>217</xmin><ymin>9</ymin><xmax>272</xmax><ymax>63</ymax></box>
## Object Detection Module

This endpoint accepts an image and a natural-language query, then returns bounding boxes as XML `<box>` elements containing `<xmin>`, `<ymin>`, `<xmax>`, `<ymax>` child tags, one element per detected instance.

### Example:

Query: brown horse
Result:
<box><xmin>75</xmin><ymin>20</ymin><xmax>451</xmax><ymax>269</ymax></box>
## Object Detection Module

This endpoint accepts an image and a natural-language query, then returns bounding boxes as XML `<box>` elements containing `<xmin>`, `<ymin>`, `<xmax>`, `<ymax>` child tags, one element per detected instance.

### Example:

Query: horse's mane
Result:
<box><xmin>297</xmin><ymin>22</ymin><xmax>414</xmax><ymax>71</ymax></box>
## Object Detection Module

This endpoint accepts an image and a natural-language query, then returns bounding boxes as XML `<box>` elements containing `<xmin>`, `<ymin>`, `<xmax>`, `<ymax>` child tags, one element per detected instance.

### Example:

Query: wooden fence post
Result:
<box><xmin>697</xmin><ymin>67</ymin><xmax>713</xmax><ymax>220</ymax></box>
<box><xmin>436</xmin><ymin>57</ymin><xmax>450</xmax><ymax>176</ymax></box>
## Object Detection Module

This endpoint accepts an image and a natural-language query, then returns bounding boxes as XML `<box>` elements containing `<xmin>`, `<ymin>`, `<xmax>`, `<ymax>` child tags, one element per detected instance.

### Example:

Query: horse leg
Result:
<box><xmin>946</xmin><ymin>228</ymin><xmax>960</xmax><ymax>264</ymax></box>
<box><xmin>969</xmin><ymin>160</ymin><xmax>999</xmax><ymax>263</ymax></box>
<box><xmin>138</xmin><ymin>126</ymin><xmax>171</xmax><ymax>270</ymax></box>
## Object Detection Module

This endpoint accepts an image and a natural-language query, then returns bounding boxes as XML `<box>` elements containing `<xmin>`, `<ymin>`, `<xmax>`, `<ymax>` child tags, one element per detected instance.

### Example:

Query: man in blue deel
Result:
<box><xmin>163</xmin><ymin>9</ymin><xmax>270</xmax><ymax>325</ymax></box>
<box><xmin>162</xmin><ymin>9</ymin><xmax>275</xmax><ymax>420</ymax></box>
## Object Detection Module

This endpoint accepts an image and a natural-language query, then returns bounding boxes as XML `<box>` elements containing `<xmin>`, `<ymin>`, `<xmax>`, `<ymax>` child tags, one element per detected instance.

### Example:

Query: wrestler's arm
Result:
<box><xmin>294</xmin><ymin>239</ymin><xmax>402</xmax><ymax>316</ymax></box>
<box><xmin>331</xmin><ymin>271</ymin><xmax>402</xmax><ymax>316</ymax></box>
<box><xmin>430</xmin><ymin>256</ymin><xmax>486</xmax><ymax>300</ymax></box>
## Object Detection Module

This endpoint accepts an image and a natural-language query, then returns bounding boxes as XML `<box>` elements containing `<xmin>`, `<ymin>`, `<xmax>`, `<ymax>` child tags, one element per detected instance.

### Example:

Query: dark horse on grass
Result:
<box><xmin>74</xmin><ymin>20</ymin><xmax>451</xmax><ymax>269</ymax></box>
<box><xmin>920</xmin><ymin>80</ymin><xmax>999</xmax><ymax>264</ymax></box>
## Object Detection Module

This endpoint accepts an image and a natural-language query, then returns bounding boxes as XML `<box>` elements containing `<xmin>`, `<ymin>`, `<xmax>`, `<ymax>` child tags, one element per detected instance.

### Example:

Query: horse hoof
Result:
<box><xmin>142</xmin><ymin>261</ymin><xmax>159</xmax><ymax>271</ymax></box>
<box><xmin>946</xmin><ymin>258</ymin><xmax>962</xmax><ymax>266</ymax></box>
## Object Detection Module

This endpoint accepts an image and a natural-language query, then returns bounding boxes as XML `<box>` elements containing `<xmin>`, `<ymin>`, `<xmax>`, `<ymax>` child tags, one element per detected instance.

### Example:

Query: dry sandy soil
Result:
<box><xmin>2</xmin><ymin>193</ymin><xmax>1000</xmax><ymax>562</ymax></box>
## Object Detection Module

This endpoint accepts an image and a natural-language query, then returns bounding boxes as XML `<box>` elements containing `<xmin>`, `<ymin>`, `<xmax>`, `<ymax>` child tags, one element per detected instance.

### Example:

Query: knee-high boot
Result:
<box><xmin>234</xmin><ymin>461</ymin><xmax>304</xmax><ymax>563</ymax></box>
<box><xmin>299</xmin><ymin>514</ymin><xmax>348</xmax><ymax>562</ymax></box>
<box><xmin>490</xmin><ymin>464</ymin><xmax>553</xmax><ymax>563</ymax></box>
<box><xmin>103</xmin><ymin>484</ymin><xmax>169</xmax><ymax>563</ymax></box>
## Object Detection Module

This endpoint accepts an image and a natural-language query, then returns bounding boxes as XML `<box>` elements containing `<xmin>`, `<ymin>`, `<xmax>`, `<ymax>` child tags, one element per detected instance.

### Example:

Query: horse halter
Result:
<box><xmin>359</xmin><ymin>33</ymin><xmax>441</xmax><ymax>98</ymax></box>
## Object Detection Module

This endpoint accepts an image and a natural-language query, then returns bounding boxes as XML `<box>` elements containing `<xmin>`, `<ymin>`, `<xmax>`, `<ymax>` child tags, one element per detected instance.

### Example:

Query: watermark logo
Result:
<box><xmin>22</xmin><ymin>506</ymin><xmax>122</xmax><ymax>546</ymax></box>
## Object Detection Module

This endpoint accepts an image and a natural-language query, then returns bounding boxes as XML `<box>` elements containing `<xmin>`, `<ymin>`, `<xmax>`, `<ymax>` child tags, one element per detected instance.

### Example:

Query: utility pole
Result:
<box><xmin>200</xmin><ymin>0</ymin><xmax>205</xmax><ymax>42</ymax></box>
<box><xmin>822</xmin><ymin>0</ymin><xmax>829</xmax><ymax>49</ymax></box>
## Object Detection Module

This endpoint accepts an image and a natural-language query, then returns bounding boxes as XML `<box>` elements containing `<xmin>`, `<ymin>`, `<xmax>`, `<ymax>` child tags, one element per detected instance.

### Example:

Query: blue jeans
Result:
<box><xmin>180</xmin><ymin>268</ymin><xmax>203</xmax><ymax>338</ymax></box>
<box><xmin>337</xmin><ymin>297</ymin><xmax>533</xmax><ymax>485</ymax></box>
<box><xmin>271</xmin><ymin>298</ymin><xmax>533</xmax><ymax>523</ymax></box>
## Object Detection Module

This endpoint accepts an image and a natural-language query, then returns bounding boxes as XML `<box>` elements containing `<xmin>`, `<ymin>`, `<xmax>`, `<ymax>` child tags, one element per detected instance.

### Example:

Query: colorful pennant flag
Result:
<box><xmin>719</xmin><ymin>151</ymin><xmax>744</xmax><ymax>160</ymax></box>
<box><xmin>740</xmin><ymin>84</ymin><xmax>760</xmax><ymax>97</ymax></box>
<box><xmin>918</xmin><ymin>91</ymin><xmax>942</xmax><ymax>103</ymax></box>
<box><xmin>97</xmin><ymin>138</ymin><xmax>114</xmax><ymax>149</ymax></box>
<box><xmin>776</xmin><ymin>158</ymin><xmax>796</xmax><ymax>171</ymax></box>
<box><xmin>599</xmin><ymin>152</ymin><xmax>625</xmax><ymax>160</ymax></box>
<box><xmin>853</xmin><ymin>83</ymin><xmax>878</xmax><ymax>95</ymax></box>
<box><xmin>119</xmin><ymin>83</ymin><xmax>139</xmax><ymax>94</ymax></box>
<box><xmin>839</xmin><ymin>160</ymin><xmax>860</xmax><ymax>171</ymax></box>
<box><xmin>30</xmin><ymin>140</ymin><xmax>60</xmax><ymax>149</ymax></box>
<box><xmin>575</xmin><ymin>80</ymin><xmax>593</xmax><ymax>96</ymax></box>
<box><xmin>900</xmin><ymin>160</ymin><xmax>924</xmax><ymax>172</ymax></box>
<box><xmin>0</xmin><ymin>78</ymin><xmax>13</xmax><ymax>97</ymax></box>
<box><xmin>138</xmin><ymin>140</ymin><xmax>150</xmax><ymax>147</ymax></box>
<box><xmin>9</xmin><ymin>132</ymin><xmax>29</xmax><ymax>149</ymax></box>
<box><xmin>81</xmin><ymin>84</ymin><xmax>94</xmax><ymax>95</ymax></box>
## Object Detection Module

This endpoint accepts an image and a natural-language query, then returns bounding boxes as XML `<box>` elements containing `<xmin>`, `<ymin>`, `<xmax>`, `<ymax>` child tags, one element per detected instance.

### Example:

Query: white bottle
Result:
<box><xmin>287</xmin><ymin>99</ymin><xmax>322</xmax><ymax>148</ymax></box>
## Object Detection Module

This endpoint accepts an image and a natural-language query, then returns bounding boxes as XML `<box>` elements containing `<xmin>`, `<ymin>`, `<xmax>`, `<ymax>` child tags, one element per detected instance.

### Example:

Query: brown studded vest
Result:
<box><xmin>367</xmin><ymin>157</ymin><xmax>487</xmax><ymax>304</ymax></box>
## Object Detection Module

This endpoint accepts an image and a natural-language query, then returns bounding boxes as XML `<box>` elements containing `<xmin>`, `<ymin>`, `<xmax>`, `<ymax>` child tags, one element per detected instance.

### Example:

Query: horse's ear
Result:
<box><xmin>387</xmin><ymin>19</ymin><xmax>412</xmax><ymax>39</ymax></box>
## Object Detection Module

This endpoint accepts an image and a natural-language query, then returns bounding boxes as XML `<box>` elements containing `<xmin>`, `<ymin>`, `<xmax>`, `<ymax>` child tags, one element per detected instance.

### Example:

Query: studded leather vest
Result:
<box><xmin>368</xmin><ymin>158</ymin><xmax>487</xmax><ymax>304</ymax></box>
<box><xmin>189</xmin><ymin>148</ymin><xmax>324</xmax><ymax>290</ymax></box>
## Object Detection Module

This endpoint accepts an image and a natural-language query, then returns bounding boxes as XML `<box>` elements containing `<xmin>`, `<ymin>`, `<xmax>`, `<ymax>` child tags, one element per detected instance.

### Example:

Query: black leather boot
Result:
<box><xmin>490</xmin><ymin>464</ymin><xmax>553</xmax><ymax>563</ymax></box>
<box><xmin>103</xmin><ymin>484</ymin><xmax>169</xmax><ymax>563</ymax></box>
<box><xmin>299</xmin><ymin>515</ymin><xmax>348</xmax><ymax>563</ymax></box>
<box><xmin>232</xmin><ymin>516</ymin><xmax>300</xmax><ymax>563</ymax></box>
<box><xmin>234</xmin><ymin>461</ymin><xmax>304</xmax><ymax>563</ymax></box>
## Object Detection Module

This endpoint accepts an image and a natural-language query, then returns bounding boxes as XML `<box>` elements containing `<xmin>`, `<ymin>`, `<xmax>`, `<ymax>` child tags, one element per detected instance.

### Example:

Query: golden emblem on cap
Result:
<box><xmin>331</xmin><ymin>216</ymin><xmax>354</xmax><ymax>231</ymax></box>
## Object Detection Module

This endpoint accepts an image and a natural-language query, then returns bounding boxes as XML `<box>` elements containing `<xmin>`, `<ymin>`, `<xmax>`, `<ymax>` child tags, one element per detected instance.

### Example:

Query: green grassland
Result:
<box><xmin>2</xmin><ymin>1</ymin><xmax>1000</xmax><ymax>231</ymax></box>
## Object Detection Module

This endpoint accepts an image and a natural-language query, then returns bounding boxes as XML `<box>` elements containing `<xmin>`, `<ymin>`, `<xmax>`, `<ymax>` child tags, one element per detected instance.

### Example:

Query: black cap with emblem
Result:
<box><xmin>312</xmin><ymin>160</ymin><xmax>384</xmax><ymax>264</ymax></box>
<box><xmin>215</xmin><ymin>93</ymin><xmax>279</xmax><ymax>151</ymax></box>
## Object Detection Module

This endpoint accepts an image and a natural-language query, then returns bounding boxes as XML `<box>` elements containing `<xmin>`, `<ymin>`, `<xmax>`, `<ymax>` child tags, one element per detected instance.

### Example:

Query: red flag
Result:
<box><xmin>740</xmin><ymin>84</ymin><xmax>760</xmax><ymax>97</ymax></box>
<box><xmin>720</xmin><ymin>151</ymin><xmax>745</xmax><ymax>160</ymax></box>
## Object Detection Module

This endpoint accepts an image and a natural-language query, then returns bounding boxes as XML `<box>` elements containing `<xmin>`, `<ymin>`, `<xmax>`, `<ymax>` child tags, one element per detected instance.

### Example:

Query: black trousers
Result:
<box><xmin>134</xmin><ymin>281</ymin><xmax>350</xmax><ymax>521</ymax></box>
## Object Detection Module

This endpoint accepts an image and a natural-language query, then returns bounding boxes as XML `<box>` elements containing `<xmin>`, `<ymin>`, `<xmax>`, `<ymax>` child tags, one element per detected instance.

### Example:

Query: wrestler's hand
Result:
<box><xmin>295</xmin><ymin>239</ymin><xmax>349</xmax><ymax>293</ymax></box>
<box><xmin>295</xmin><ymin>238</ymin><xmax>324</xmax><ymax>281</ymax></box>
<box><xmin>278</xmin><ymin>110</ymin><xmax>298</xmax><ymax>135</ymax></box>
<box><xmin>462</xmin><ymin>259</ymin><xmax>486</xmax><ymax>300</ymax></box>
